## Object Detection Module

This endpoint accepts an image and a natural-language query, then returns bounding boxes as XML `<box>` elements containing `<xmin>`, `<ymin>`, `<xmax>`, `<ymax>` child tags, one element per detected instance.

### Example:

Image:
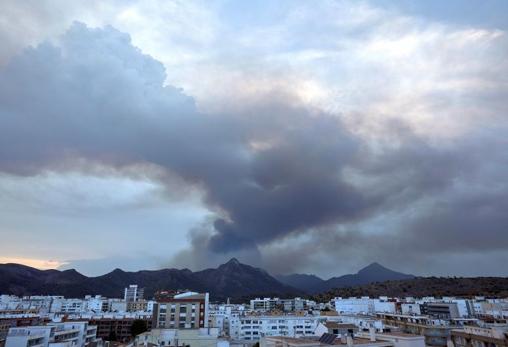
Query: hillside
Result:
<box><xmin>276</xmin><ymin>273</ymin><xmax>327</xmax><ymax>293</ymax></box>
<box><xmin>277</xmin><ymin>262</ymin><xmax>415</xmax><ymax>293</ymax></box>
<box><xmin>313</xmin><ymin>276</ymin><xmax>508</xmax><ymax>301</ymax></box>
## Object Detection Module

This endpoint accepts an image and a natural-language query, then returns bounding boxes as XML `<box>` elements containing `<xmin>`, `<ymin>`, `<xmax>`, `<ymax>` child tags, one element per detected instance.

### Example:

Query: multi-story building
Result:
<box><xmin>251</xmin><ymin>299</ymin><xmax>281</xmax><ymax>312</ymax></box>
<box><xmin>421</xmin><ymin>303</ymin><xmax>460</xmax><ymax>320</ymax></box>
<box><xmin>208</xmin><ymin>304</ymin><xmax>245</xmax><ymax>337</ymax></box>
<box><xmin>334</xmin><ymin>298</ymin><xmax>396</xmax><ymax>315</ymax></box>
<box><xmin>60</xmin><ymin>299</ymin><xmax>86</xmax><ymax>314</ymax></box>
<box><xmin>6</xmin><ymin>326</ymin><xmax>55</xmax><ymax>347</ymax></box>
<box><xmin>230</xmin><ymin>315</ymin><xmax>321</xmax><ymax>341</ymax></box>
<box><xmin>0</xmin><ymin>316</ymin><xmax>44</xmax><ymax>345</ymax></box>
<box><xmin>109</xmin><ymin>299</ymin><xmax>127</xmax><ymax>313</ymax></box>
<box><xmin>335</xmin><ymin>298</ymin><xmax>374</xmax><ymax>315</ymax></box>
<box><xmin>261</xmin><ymin>330</ymin><xmax>425</xmax><ymax>347</ymax></box>
<box><xmin>84</xmin><ymin>296</ymin><xmax>108</xmax><ymax>314</ymax></box>
<box><xmin>479</xmin><ymin>302</ymin><xmax>508</xmax><ymax>319</ymax></box>
<box><xmin>152</xmin><ymin>292</ymin><xmax>209</xmax><ymax>330</ymax></box>
<box><xmin>280</xmin><ymin>299</ymin><xmax>312</xmax><ymax>313</ymax></box>
<box><xmin>124</xmin><ymin>285</ymin><xmax>144</xmax><ymax>303</ymax></box>
<box><xmin>73</xmin><ymin>316</ymin><xmax>152</xmax><ymax>343</ymax></box>
<box><xmin>450</xmin><ymin>324</ymin><xmax>508</xmax><ymax>347</ymax></box>
<box><xmin>127</xmin><ymin>301</ymin><xmax>148</xmax><ymax>313</ymax></box>
<box><xmin>377</xmin><ymin>313</ymin><xmax>454</xmax><ymax>347</ymax></box>
<box><xmin>5</xmin><ymin>322</ymin><xmax>100</xmax><ymax>347</ymax></box>
<box><xmin>249</xmin><ymin>298</ymin><xmax>317</xmax><ymax>313</ymax></box>
<box><xmin>450</xmin><ymin>300</ymin><xmax>475</xmax><ymax>318</ymax></box>
<box><xmin>132</xmin><ymin>328</ymin><xmax>221</xmax><ymax>347</ymax></box>
<box><xmin>401</xmin><ymin>304</ymin><xmax>421</xmax><ymax>316</ymax></box>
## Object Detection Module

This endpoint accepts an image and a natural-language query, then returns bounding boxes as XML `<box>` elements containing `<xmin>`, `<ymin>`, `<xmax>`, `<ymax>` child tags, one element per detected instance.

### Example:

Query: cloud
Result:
<box><xmin>1</xmin><ymin>23</ymin><xmax>378</xmax><ymax>256</ymax></box>
<box><xmin>0</xmin><ymin>0</ymin><xmax>507</xmax><ymax>277</ymax></box>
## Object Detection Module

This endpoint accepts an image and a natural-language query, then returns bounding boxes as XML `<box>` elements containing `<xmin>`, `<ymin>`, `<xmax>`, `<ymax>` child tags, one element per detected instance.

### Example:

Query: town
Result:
<box><xmin>1</xmin><ymin>2</ymin><xmax>507</xmax><ymax>347</ymax></box>
<box><xmin>1</xmin><ymin>286</ymin><xmax>507</xmax><ymax>347</ymax></box>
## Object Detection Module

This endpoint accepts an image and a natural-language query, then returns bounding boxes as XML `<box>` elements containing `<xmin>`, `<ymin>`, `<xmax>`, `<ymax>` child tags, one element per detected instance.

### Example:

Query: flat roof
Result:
<box><xmin>265</xmin><ymin>336</ymin><xmax>392</xmax><ymax>346</ymax></box>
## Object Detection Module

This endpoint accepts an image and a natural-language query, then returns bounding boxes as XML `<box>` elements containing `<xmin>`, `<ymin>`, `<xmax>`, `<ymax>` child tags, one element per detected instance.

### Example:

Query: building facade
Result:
<box><xmin>124</xmin><ymin>285</ymin><xmax>144</xmax><ymax>303</ymax></box>
<box><xmin>152</xmin><ymin>292</ymin><xmax>209</xmax><ymax>330</ymax></box>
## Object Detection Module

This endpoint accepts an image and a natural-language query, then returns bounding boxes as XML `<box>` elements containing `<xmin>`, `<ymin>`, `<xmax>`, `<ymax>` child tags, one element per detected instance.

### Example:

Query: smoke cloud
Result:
<box><xmin>1</xmin><ymin>21</ymin><xmax>507</xmax><ymax>276</ymax></box>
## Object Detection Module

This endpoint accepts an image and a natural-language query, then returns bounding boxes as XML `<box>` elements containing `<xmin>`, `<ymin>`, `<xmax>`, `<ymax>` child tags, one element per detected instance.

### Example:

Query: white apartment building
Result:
<box><xmin>250</xmin><ymin>298</ymin><xmax>281</xmax><ymax>312</ymax></box>
<box><xmin>1</xmin><ymin>296</ymin><xmax>64</xmax><ymax>313</ymax></box>
<box><xmin>249</xmin><ymin>298</ymin><xmax>315</xmax><ymax>313</ymax></box>
<box><xmin>47</xmin><ymin>297</ymin><xmax>133</xmax><ymax>315</ymax></box>
<box><xmin>334</xmin><ymin>298</ymin><xmax>374</xmax><ymax>315</ymax></box>
<box><xmin>208</xmin><ymin>304</ymin><xmax>245</xmax><ymax>336</ymax></box>
<box><xmin>401</xmin><ymin>304</ymin><xmax>421</xmax><ymax>316</ymax></box>
<box><xmin>124</xmin><ymin>285</ymin><xmax>144</xmax><ymax>303</ymax></box>
<box><xmin>5</xmin><ymin>322</ymin><xmax>100</xmax><ymax>347</ymax></box>
<box><xmin>450</xmin><ymin>300</ymin><xmax>474</xmax><ymax>318</ymax></box>
<box><xmin>109</xmin><ymin>300</ymin><xmax>127</xmax><ymax>313</ymax></box>
<box><xmin>334</xmin><ymin>298</ymin><xmax>396</xmax><ymax>315</ymax></box>
<box><xmin>50</xmin><ymin>299</ymin><xmax>87</xmax><ymax>314</ymax></box>
<box><xmin>230</xmin><ymin>316</ymin><xmax>321</xmax><ymax>341</ymax></box>
<box><xmin>6</xmin><ymin>326</ymin><xmax>54</xmax><ymax>347</ymax></box>
<box><xmin>48</xmin><ymin>322</ymin><xmax>99</xmax><ymax>347</ymax></box>
<box><xmin>83</xmin><ymin>296</ymin><xmax>108</xmax><ymax>313</ymax></box>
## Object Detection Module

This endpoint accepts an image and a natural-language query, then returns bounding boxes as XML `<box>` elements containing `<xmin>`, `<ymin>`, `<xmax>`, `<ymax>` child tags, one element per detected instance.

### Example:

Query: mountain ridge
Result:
<box><xmin>0</xmin><ymin>259</ymin><xmax>299</xmax><ymax>301</ymax></box>
<box><xmin>313</xmin><ymin>276</ymin><xmax>508</xmax><ymax>301</ymax></box>
<box><xmin>1</xmin><ymin>260</ymin><xmax>505</xmax><ymax>300</ymax></box>
<box><xmin>276</xmin><ymin>262</ymin><xmax>415</xmax><ymax>293</ymax></box>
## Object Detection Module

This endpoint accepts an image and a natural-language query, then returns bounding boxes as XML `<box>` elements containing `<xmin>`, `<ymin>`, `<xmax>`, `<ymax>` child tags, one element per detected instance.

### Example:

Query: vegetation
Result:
<box><xmin>131</xmin><ymin>319</ymin><xmax>148</xmax><ymax>337</ymax></box>
<box><xmin>107</xmin><ymin>331</ymin><xmax>117</xmax><ymax>342</ymax></box>
<box><xmin>313</xmin><ymin>277</ymin><xmax>508</xmax><ymax>302</ymax></box>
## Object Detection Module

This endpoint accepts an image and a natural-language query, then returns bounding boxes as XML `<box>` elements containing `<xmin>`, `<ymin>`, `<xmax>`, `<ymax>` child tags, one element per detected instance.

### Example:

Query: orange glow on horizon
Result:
<box><xmin>0</xmin><ymin>257</ymin><xmax>67</xmax><ymax>270</ymax></box>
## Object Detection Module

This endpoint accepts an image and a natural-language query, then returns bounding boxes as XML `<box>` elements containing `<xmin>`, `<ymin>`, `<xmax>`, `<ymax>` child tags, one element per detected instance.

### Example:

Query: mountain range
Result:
<box><xmin>0</xmin><ymin>259</ymin><xmax>414</xmax><ymax>300</ymax></box>
<box><xmin>0</xmin><ymin>258</ymin><xmax>297</xmax><ymax>301</ymax></box>
<box><xmin>276</xmin><ymin>262</ymin><xmax>415</xmax><ymax>293</ymax></box>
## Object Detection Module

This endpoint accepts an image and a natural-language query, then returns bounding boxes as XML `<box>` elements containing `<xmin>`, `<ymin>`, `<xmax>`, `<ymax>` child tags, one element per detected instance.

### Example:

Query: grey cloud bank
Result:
<box><xmin>0</xmin><ymin>1</ymin><xmax>507</xmax><ymax>277</ymax></box>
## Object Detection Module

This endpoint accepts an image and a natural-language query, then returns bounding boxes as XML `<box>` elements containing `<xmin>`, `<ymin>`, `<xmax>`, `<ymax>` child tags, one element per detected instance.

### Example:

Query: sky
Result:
<box><xmin>0</xmin><ymin>0</ymin><xmax>507</xmax><ymax>278</ymax></box>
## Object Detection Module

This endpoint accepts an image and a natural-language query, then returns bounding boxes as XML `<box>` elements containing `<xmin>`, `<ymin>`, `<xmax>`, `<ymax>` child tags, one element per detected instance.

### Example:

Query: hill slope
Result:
<box><xmin>276</xmin><ymin>273</ymin><xmax>326</xmax><ymax>293</ymax></box>
<box><xmin>313</xmin><ymin>276</ymin><xmax>508</xmax><ymax>301</ymax></box>
<box><xmin>277</xmin><ymin>262</ymin><xmax>415</xmax><ymax>293</ymax></box>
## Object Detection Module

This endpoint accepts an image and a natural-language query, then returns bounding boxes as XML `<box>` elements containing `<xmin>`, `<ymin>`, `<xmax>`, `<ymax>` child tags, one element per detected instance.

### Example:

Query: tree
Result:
<box><xmin>131</xmin><ymin>319</ymin><xmax>148</xmax><ymax>337</ymax></box>
<box><xmin>108</xmin><ymin>330</ymin><xmax>117</xmax><ymax>342</ymax></box>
